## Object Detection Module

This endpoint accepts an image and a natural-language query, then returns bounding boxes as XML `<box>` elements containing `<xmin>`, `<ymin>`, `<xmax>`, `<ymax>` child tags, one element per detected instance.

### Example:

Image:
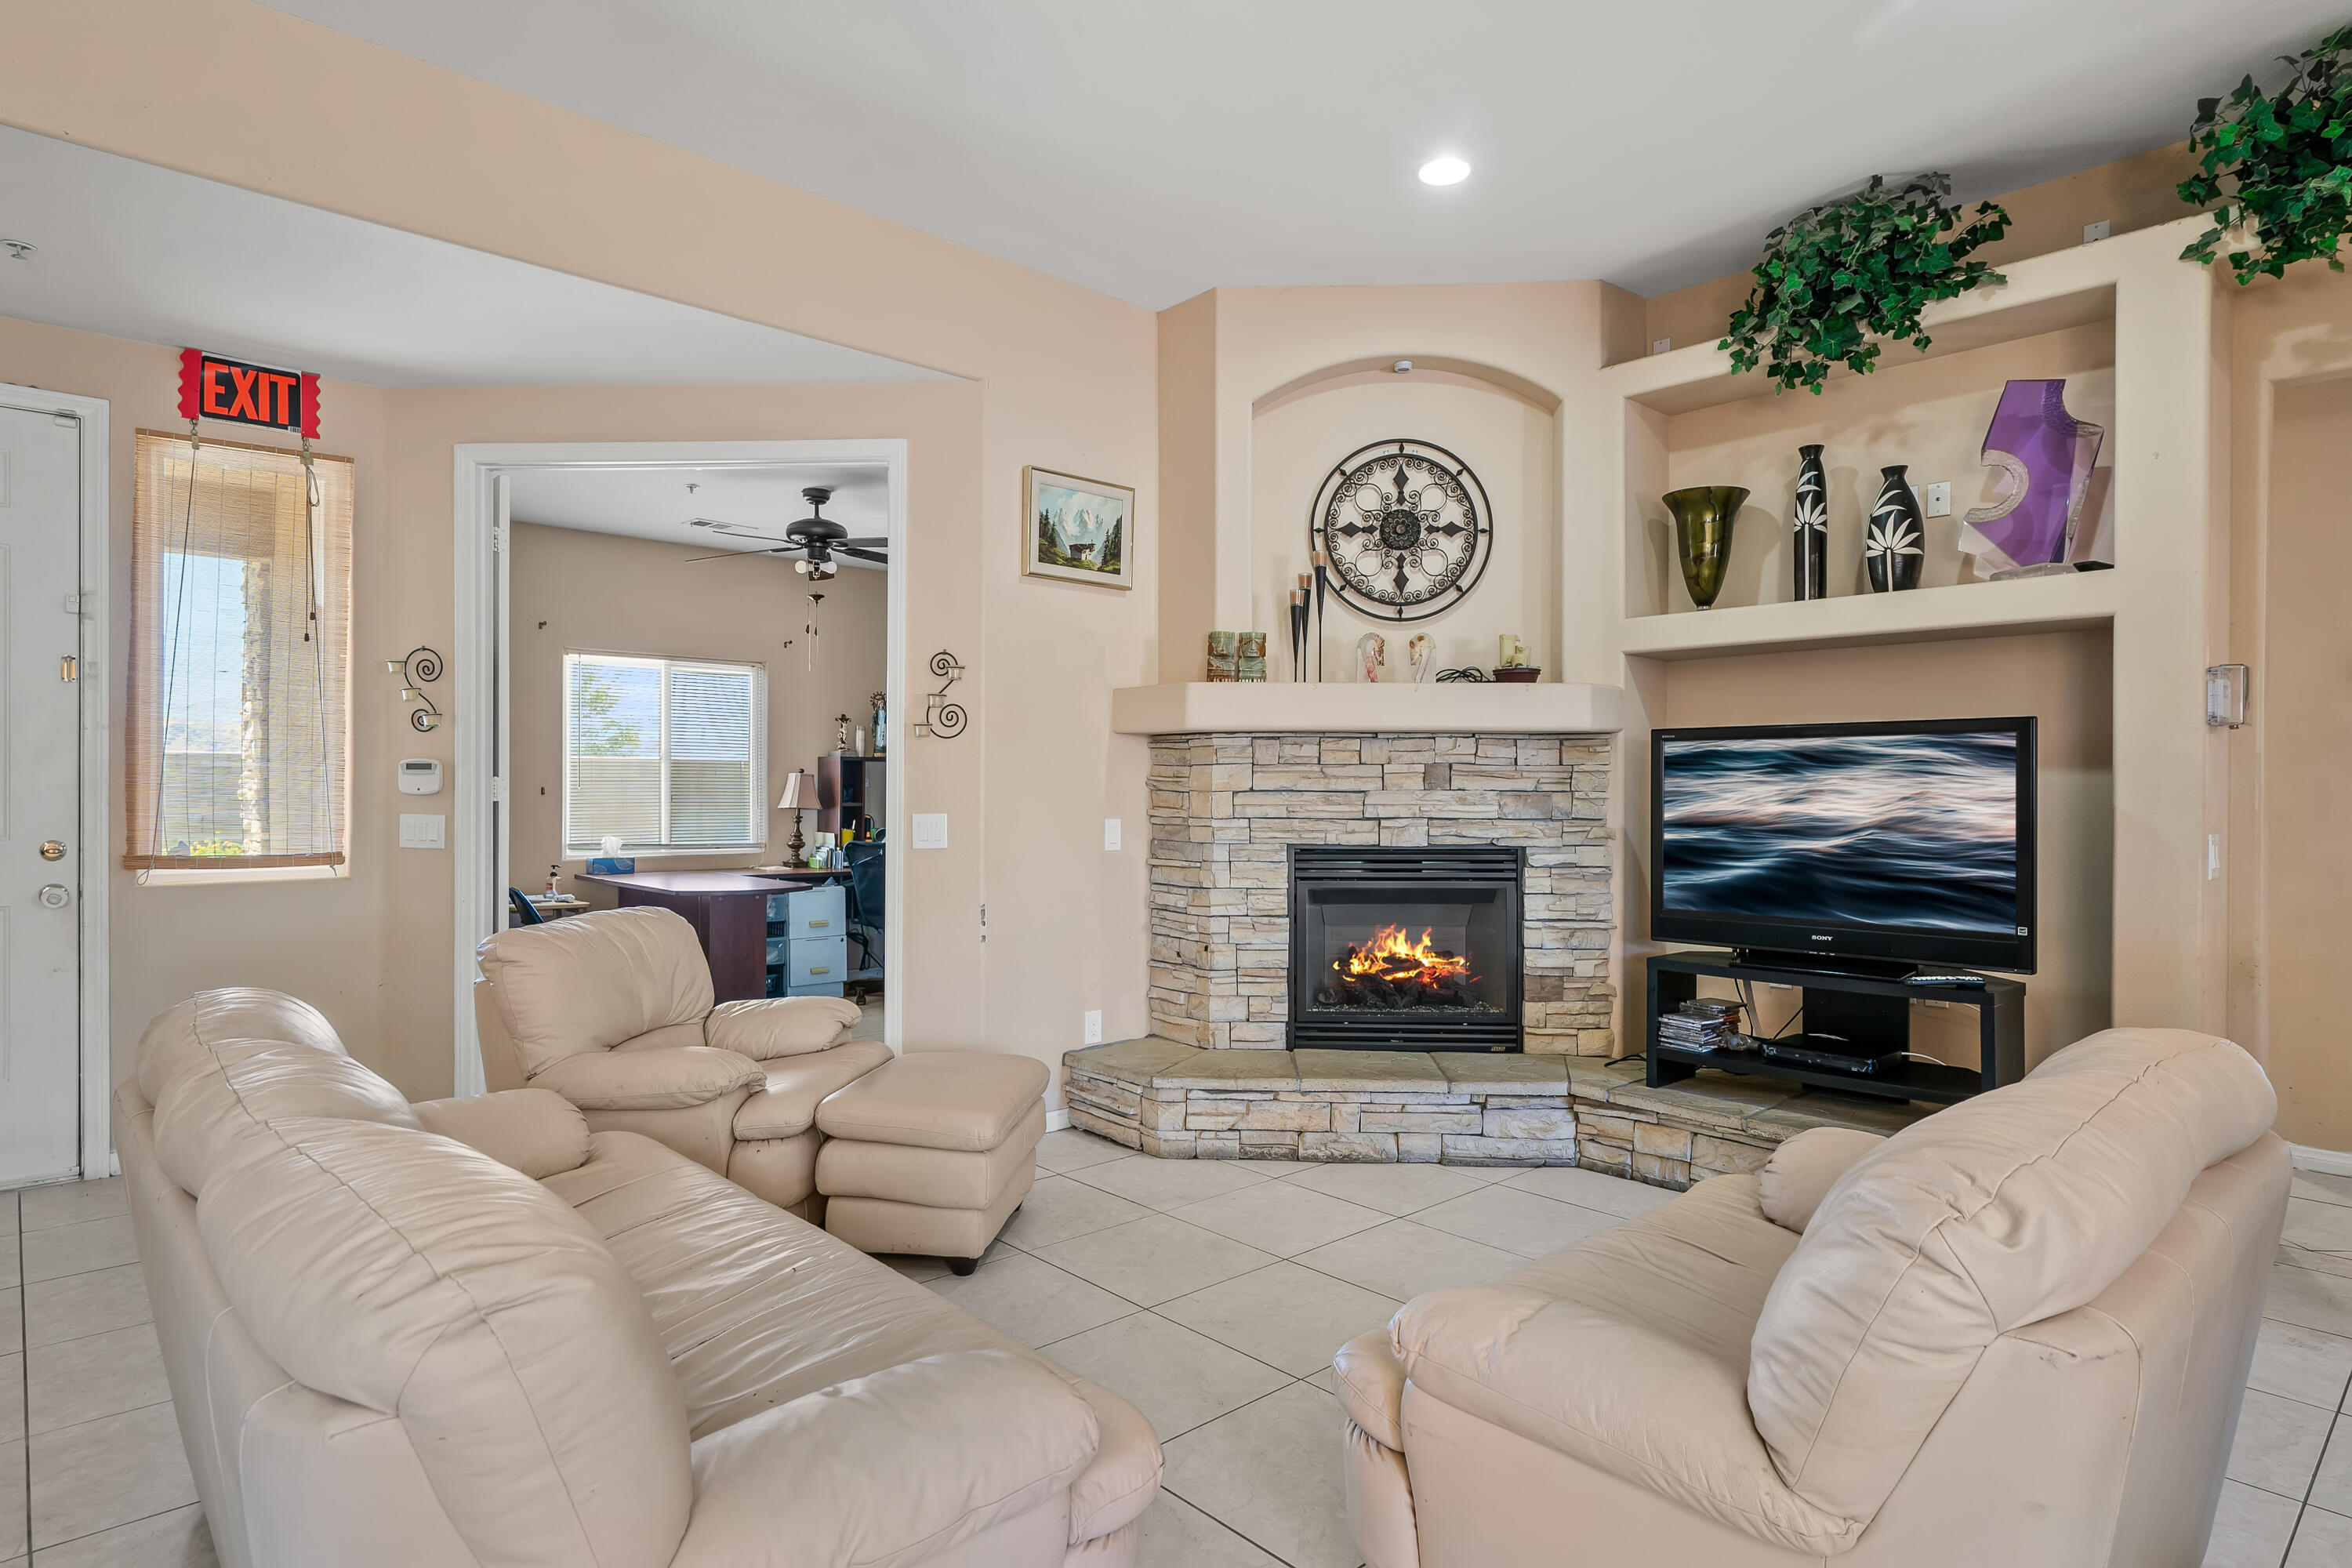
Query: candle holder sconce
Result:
<box><xmin>386</xmin><ymin>646</ymin><xmax>444</xmax><ymax>732</ymax></box>
<box><xmin>913</xmin><ymin>650</ymin><xmax>967</xmax><ymax>739</ymax></box>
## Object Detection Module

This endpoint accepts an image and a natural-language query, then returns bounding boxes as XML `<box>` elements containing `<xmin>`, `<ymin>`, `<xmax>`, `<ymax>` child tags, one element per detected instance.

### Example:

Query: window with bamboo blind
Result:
<box><xmin>564</xmin><ymin>652</ymin><xmax>765</xmax><ymax>855</ymax></box>
<box><xmin>127</xmin><ymin>430</ymin><xmax>352</xmax><ymax>873</ymax></box>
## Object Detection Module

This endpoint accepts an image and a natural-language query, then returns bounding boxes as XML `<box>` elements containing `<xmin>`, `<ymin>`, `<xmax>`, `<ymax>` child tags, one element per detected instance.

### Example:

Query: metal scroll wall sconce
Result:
<box><xmin>913</xmin><ymin>651</ymin><xmax>967</xmax><ymax>739</ymax></box>
<box><xmin>386</xmin><ymin>646</ymin><xmax>444</xmax><ymax>732</ymax></box>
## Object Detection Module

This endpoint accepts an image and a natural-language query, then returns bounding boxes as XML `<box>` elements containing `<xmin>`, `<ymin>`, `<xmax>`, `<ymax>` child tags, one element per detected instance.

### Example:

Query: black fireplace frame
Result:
<box><xmin>1287</xmin><ymin>845</ymin><xmax>1525</xmax><ymax>1051</ymax></box>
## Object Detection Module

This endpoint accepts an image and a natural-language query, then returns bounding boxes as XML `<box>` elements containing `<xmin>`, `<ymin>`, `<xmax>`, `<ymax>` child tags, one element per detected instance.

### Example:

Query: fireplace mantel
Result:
<box><xmin>1111</xmin><ymin>681</ymin><xmax>1624</xmax><ymax>736</ymax></box>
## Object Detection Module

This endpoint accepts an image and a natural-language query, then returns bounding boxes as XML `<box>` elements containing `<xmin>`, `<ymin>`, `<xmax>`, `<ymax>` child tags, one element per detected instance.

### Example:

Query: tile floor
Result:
<box><xmin>11</xmin><ymin>1134</ymin><xmax>2352</xmax><ymax>1565</ymax></box>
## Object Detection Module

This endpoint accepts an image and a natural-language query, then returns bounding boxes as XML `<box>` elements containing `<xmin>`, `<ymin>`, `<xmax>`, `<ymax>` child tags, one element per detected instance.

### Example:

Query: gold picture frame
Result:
<box><xmin>1023</xmin><ymin>466</ymin><xmax>1134</xmax><ymax>590</ymax></box>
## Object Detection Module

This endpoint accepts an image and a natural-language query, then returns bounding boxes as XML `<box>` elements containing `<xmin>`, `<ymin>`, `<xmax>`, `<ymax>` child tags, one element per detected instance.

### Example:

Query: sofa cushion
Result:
<box><xmin>733</xmin><ymin>1042</ymin><xmax>895</xmax><ymax>1141</ymax></box>
<box><xmin>413</xmin><ymin>1088</ymin><xmax>593</xmax><ymax>1178</ymax></box>
<box><xmin>477</xmin><ymin>907</ymin><xmax>714</xmax><ymax>1076</ymax></box>
<box><xmin>198</xmin><ymin>1115</ymin><xmax>693</xmax><ymax>1568</ymax></box>
<box><xmin>1390</xmin><ymin>1173</ymin><xmax>1849</xmax><ymax>1552</ymax></box>
<box><xmin>706</xmin><ymin>996</ymin><xmax>863</xmax><ymax>1061</ymax></box>
<box><xmin>815</xmin><ymin>1051</ymin><xmax>1050</xmax><ymax>1152</ymax></box>
<box><xmin>531</xmin><ymin>1046</ymin><xmax>767</xmax><ymax>1111</ymax></box>
<box><xmin>544</xmin><ymin>1131</ymin><xmax>1161</xmax><ymax>1546</ymax></box>
<box><xmin>142</xmin><ymin>992</ymin><xmax>424</xmax><ymax>1200</ymax></box>
<box><xmin>1748</xmin><ymin>1028</ymin><xmax>2277</xmax><ymax>1535</ymax></box>
<box><xmin>1757</xmin><ymin>1127</ymin><xmax>1885</xmax><ymax>1233</ymax></box>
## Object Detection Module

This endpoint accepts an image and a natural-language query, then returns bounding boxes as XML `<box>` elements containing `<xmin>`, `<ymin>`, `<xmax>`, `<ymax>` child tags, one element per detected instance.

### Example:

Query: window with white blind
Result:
<box><xmin>126</xmin><ymin>431</ymin><xmax>352</xmax><ymax>874</ymax></box>
<box><xmin>564</xmin><ymin>653</ymin><xmax>766</xmax><ymax>855</ymax></box>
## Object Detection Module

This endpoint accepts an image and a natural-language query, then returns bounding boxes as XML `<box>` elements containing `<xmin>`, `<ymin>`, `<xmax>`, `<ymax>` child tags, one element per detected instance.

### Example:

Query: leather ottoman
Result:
<box><xmin>815</xmin><ymin>1051</ymin><xmax>1049</xmax><ymax>1273</ymax></box>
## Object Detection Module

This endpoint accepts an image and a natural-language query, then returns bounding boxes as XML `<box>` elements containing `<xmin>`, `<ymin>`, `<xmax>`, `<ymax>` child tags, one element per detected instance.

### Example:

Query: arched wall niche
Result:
<box><xmin>1247</xmin><ymin>354</ymin><xmax>1563</xmax><ymax>680</ymax></box>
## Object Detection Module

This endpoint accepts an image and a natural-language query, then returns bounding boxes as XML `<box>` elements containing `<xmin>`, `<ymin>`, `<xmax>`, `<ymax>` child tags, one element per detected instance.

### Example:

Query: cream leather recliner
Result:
<box><xmin>1338</xmin><ymin>1028</ymin><xmax>2290</xmax><ymax>1568</ymax></box>
<box><xmin>119</xmin><ymin>988</ymin><xmax>1160</xmax><ymax>1568</ymax></box>
<box><xmin>476</xmin><ymin>906</ymin><xmax>885</xmax><ymax>1218</ymax></box>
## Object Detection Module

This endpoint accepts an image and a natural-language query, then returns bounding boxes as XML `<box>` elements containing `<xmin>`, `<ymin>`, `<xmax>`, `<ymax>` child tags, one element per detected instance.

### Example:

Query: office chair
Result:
<box><xmin>844</xmin><ymin>841</ymin><xmax>884</xmax><ymax>975</ymax></box>
<box><xmin>508</xmin><ymin>887</ymin><xmax>546</xmax><ymax>927</ymax></box>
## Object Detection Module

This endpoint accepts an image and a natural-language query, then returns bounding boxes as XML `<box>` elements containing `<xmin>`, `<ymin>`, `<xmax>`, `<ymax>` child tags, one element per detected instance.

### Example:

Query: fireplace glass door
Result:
<box><xmin>1288</xmin><ymin>847</ymin><xmax>1523</xmax><ymax>1050</ymax></box>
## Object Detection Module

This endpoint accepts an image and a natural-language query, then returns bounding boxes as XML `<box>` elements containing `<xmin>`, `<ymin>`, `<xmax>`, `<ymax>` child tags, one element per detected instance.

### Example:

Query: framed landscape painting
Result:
<box><xmin>1024</xmin><ymin>466</ymin><xmax>1135</xmax><ymax>590</ymax></box>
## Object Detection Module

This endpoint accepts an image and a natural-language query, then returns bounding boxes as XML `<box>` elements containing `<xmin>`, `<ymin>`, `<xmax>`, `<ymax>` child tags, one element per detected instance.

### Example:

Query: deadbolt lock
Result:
<box><xmin>39</xmin><ymin>840</ymin><xmax>66</xmax><ymax>861</ymax></box>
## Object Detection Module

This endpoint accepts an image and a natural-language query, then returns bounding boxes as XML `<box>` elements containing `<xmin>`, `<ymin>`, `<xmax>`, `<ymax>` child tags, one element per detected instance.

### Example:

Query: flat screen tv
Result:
<box><xmin>1650</xmin><ymin>717</ymin><xmax>2036</xmax><ymax>974</ymax></box>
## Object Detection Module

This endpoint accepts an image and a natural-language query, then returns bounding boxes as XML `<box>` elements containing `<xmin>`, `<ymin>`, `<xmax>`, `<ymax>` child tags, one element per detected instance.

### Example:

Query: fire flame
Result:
<box><xmin>1337</xmin><ymin>925</ymin><xmax>1472</xmax><ymax>988</ymax></box>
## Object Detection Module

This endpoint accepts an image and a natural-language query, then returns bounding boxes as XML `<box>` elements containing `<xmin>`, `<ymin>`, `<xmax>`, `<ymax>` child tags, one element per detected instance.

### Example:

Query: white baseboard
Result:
<box><xmin>1046</xmin><ymin>1107</ymin><xmax>1071</xmax><ymax>1132</ymax></box>
<box><xmin>2292</xmin><ymin>1143</ymin><xmax>2352</xmax><ymax>1177</ymax></box>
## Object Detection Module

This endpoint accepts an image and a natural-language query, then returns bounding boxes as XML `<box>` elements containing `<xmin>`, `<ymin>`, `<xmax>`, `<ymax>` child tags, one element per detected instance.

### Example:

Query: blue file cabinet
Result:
<box><xmin>765</xmin><ymin>884</ymin><xmax>848</xmax><ymax>997</ymax></box>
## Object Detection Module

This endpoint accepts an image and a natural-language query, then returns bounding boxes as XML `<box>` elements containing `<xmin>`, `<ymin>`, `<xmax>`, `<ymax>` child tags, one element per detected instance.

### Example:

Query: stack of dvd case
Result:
<box><xmin>1656</xmin><ymin>998</ymin><xmax>1744</xmax><ymax>1054</ymax></box>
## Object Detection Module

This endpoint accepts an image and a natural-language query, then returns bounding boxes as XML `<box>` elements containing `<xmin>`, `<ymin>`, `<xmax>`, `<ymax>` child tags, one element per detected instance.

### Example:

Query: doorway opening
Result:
<box><xmin>452</xmin><ymin>440</ymin><xmax>909</xmax><ymax>1095</ymax></box>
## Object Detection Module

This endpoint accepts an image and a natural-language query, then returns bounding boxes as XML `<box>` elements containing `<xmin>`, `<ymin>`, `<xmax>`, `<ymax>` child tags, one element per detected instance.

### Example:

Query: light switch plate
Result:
<box><xmin>1083</xmin><ymin>1010</ymin><xmax>1103</xmax><ymax>1045</ymax></box>
<box><xmin>397</xmin><ymin>813</ymin><xmax>446</xmax><ymax>850</ymax></box>
<box><xmin>1104</xmin><ymin>818</ymin><xmax>1122</xmax><ymax>851</ymax></box>
<box><xmin>911</xmin><ymin>812</ymin><xmax>949</xmax><ymax>849</ymax></box>
<box><xmin>1918</xmin><ymin>481</ymin><xmax>1951</xmax><ymax>518</ymax></box>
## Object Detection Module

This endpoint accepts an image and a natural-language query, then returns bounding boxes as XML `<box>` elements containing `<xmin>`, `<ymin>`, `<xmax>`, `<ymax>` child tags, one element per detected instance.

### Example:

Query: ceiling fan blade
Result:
<box><xmin>683</xmin><ymin>547</ymin><xmax>796</xmax><ymax>564</ymax></box>
<box><xmin>836</xmin><ymin>536</ymin><xmax>889</xmax><ymax>549</ymax></box>
<box><xmin>838</xmin><ymin>547</ymin><xmax>888</xmax><ymax>563</ymax></box>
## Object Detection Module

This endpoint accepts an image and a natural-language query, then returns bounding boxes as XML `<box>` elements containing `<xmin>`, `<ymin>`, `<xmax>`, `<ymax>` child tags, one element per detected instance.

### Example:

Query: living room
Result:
<box><xmin>3</xmin><ymin>4</ymin><xmax>2350</xmax><ymax>1566</ymax></box>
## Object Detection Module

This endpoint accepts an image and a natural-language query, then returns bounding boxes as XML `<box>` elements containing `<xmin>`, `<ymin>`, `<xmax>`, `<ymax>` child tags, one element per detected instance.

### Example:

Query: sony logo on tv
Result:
<box><xmin>1809</xmin><ymin>935</ymin><xmax>1833</xmax><ymax>942</ymax></box>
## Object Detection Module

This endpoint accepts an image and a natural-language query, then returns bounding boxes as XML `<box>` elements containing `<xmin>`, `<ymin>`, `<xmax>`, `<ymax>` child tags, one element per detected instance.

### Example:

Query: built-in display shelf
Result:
<box><xmin>1619</xmin><ymin>568</ymin><xmax>2122</xmax><ymax>661</ymax></box>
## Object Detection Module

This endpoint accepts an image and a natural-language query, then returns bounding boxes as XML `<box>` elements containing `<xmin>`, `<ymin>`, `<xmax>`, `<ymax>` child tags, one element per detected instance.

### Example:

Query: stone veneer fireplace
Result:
<box><xmin>1147</xmin><ymin>731</ymin><xmax>1614</xmax><ymax>1056</ymax></box>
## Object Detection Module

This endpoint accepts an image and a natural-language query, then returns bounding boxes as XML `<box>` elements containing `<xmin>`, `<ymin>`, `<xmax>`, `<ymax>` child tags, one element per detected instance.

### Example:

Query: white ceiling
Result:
<box><xmin>261</xmin><ymin>0</ymin><xmax>2337</xmax><ymax>308</ymax></box>
<box><xmin>507</xmin><ymin>463</ymin><xmax>890</xmax><ymax>572</ymax></box>
<box><xmin>0</xmin><ymin>124</ymin><xmax>956</xmax><ymax>387</ymax></box>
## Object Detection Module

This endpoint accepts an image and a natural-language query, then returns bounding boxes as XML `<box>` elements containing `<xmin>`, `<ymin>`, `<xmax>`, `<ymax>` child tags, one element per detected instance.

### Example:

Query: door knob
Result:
<box><xmin>38</xmin><ymin>840</ymin><xmax>65</xmax><ymax>861</ymax></box>
<box><xmin>37</xmin><ymin>884</ymin><xmax>69</xmax><ymax>909</ymax></box>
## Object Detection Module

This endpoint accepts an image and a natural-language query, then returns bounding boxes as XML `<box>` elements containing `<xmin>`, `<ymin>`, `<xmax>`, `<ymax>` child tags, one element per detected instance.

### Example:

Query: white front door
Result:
<box><xmin>0</xmin><ymin>404</ymin><xmax>85</xmax><ymax>1185</ymax></box>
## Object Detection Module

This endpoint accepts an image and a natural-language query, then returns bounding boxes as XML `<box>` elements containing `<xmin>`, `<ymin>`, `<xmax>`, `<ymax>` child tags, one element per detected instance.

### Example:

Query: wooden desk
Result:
<box><xmin>575</xmin><ymin>870</ymin><xmax>826</xmax><ymax>1001</ymax></box>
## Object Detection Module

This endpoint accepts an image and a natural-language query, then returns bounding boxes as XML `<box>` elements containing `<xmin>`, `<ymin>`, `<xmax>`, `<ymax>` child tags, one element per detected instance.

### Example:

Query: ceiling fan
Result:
<box><xmin>683</xmin><ymin>486</ymin><xmax>885</xmax><ymax>579</ymax></box>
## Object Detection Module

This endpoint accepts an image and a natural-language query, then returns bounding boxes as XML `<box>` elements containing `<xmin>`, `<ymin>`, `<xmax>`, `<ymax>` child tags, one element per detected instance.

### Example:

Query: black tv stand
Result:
<box><xmin>1729</xmin><ymin>948</ymin><xmax>1918</xmax><ymax>982</ymax></box>
<box><xmin>1646</xmin><ymin>949</ymin><xmax>2024</xmax><ymax>1105</ymax></box>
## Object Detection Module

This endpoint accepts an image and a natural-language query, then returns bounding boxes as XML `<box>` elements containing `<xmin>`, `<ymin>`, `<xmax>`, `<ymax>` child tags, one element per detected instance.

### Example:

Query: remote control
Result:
<box><xmin>1905</xmin><ymin>973</ymin><xmax>1986</xmax><ymax>988</ymax></box>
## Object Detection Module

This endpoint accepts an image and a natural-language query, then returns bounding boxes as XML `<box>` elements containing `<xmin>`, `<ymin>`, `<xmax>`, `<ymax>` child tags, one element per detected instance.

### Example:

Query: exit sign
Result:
<box><xmin>176</xmin><ymin>349</ymin><xmax>320</xmax><ymax>437</ymax></box>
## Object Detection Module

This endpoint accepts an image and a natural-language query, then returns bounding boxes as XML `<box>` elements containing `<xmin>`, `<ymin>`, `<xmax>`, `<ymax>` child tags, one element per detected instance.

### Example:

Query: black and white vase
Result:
<box><xmin>1865</xmin><ymin>465</ymin><xmax>1926</xmax><ymax>592</ymax></box>
<box><xmin>1792</xmin><ymin>445</ymin><xmax>1828</xmax><ymax>602</ymax></box>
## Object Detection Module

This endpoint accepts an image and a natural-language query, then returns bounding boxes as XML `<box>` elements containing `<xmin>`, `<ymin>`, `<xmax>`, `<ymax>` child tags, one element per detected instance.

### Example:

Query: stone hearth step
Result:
<box><xmin>1062</xmin><ymin>1040</ymin><xmax>1934</xmax><ymax>1191</ymax></box>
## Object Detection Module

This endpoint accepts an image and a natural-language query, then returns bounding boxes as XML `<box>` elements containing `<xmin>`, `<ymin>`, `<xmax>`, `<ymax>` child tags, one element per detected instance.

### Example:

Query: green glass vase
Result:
<box><xmin>1663</xmin><ymin>485</ymin><xmax>1750</xmax><ymax>610</ymax></box>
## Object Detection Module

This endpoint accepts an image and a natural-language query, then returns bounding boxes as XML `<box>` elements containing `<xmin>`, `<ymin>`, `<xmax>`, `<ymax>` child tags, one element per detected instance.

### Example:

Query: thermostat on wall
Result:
<box><xmin>398</xmin><ymin>757</ymin><xmax>444</xmax><ymax>796</ymax></box>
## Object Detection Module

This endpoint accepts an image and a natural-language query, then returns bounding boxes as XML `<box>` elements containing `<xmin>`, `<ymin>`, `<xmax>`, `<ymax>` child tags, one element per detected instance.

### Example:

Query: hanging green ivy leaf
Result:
<box><xmin>2180</xmin><ymin>25</ymin><xmax>2352</xmax><ymax>283</ymax></box>
<box><xmin>1719</xmin><ymin>174</ymin><xmax>2009</xmax><ymax>395</ymax></box>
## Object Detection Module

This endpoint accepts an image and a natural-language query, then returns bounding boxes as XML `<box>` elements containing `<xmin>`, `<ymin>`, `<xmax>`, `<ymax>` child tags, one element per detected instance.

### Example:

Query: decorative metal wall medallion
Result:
<box><xmin>1308</xmin><ymin>438</ymin><xmax>1492</xmax><ymax>622</ymax></box>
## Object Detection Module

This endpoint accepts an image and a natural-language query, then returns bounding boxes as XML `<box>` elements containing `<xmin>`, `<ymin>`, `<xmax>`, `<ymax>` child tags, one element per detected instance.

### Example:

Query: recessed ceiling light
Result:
<box><xmin>1417</xmin><ymin>157</ymin><xmax>1470</xmax><ymax>187</ymax></box>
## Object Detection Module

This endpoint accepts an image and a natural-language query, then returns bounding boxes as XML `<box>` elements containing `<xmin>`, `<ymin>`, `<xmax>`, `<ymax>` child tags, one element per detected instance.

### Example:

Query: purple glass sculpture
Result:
<box><xmin>1959</xmin><ymin>379</ymin><xmax>2105</xmax><ymax>577</ymax></box>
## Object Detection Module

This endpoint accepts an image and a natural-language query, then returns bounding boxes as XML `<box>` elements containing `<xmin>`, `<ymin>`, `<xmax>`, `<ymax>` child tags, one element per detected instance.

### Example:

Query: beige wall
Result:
<box><xmin>1659</xmin><ymin>630</ymin><xmax>2114</xmax><ymax>1071</ymax></box>
<box><xmin>504</xmin><ymin>522</ymin><xmax>887</xmax><ymax>895</ymax></box>
<box><xmin>1247</xmin><ymin>372</ymin><xmax>1559</xmax><ymax>679</ymax></box>
<box><xmin>5</xmin><ymin>0</ymin><xmax>1162</xmax><ymax>1106</ymax></box>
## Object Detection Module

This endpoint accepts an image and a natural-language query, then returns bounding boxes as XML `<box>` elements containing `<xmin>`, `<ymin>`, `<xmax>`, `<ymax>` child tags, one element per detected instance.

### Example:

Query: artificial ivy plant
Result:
<box><xmin>1721</xmin><ymin>174</ymin><xmax>2010</xmax><ymax>394</ymax></box>
<box><xmin>2179</xmin><ymin>24</ymin><xmax>2352</xmax><ymax>283</ymax></box>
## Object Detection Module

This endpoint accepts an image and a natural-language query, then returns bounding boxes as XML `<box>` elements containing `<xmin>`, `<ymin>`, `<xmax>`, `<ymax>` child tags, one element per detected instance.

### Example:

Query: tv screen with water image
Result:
<box><xmin>1650</xmin><ymin>717</ymin><xmax>2036</xmax><ymax>972</ymax></box>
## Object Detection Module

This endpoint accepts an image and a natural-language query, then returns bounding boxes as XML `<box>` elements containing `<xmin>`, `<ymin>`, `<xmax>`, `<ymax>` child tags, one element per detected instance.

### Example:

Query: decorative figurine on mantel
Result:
<box><xmin>1959</xmin><ymin>378</ymin><xmax>2107</xmax><ymax>579</ymax></box>
<box><xmin>1356</xmin><ymin>632</ymin><xmax>1386</xmax><ymax>684</ymax></box>
<box><xmin>1408</xmin><ymin>633</ymin><xmax>1435</xmax><ymax>684</ymax></box>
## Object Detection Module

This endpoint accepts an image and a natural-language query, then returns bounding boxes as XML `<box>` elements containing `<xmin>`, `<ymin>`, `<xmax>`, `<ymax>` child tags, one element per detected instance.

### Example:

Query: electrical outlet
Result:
<box><xmin>1650</xmin><ymin>337</ymin><xmax>1672</xmax><ymax>356</ymax></box>
<box><xmin>1104</xmin><ymin>818</ymin><xmax>1122</xmax><ymax>851</ymax></box>
<box><xmin>1918</xmin><ymin>481</ymin><xmax>1951</xmax><ymax>518</ymax></box>
<box><xmin>2083</xmin><ymin>219</ymin><xmax>2111</xmax><ymax>244</ymax></box>
<box><xmin>1083</xmin><ymin>1010</ymin><xmax>1103</xmax><ymax>1045</ymax></box>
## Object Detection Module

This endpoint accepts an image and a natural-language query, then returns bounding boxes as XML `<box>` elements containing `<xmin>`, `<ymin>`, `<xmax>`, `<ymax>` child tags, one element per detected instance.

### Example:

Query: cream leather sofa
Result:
<box><xmin>1337</xmin><ymin>1028</ymin><xmax>2288</xmax><ymax>1568</ymax></box>
<box><xmin>120</xmin><ymin>988</ymin><xmax>1160</xmax><ymax>1568</ymax></box>
<box><xmin>475</xmin><ymin>906</ymin><xmax>885</xmax><ymax>1218</ymax></box>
